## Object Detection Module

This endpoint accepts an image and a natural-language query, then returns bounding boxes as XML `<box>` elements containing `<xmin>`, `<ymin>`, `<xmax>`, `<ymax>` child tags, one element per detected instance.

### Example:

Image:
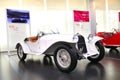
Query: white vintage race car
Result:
<box><xmin>15</xmin><ymin>31</ymin><xmax>105</xmax><ymax>73</ymax></box>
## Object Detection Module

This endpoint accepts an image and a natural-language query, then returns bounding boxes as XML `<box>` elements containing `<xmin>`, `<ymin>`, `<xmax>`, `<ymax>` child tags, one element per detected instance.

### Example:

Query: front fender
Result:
<box><xmin>87</xmin><ymin>36</ymin><xmax>103</xmax><ymax>52</ymax></box>
<box><xmin>89</xmin><ymin>36</ymin><xmax>103</xmax><ymax>44</ymax></box>
<box><xmin>16</xmin><ymin>42</ymin><xmax>31</xmax><ymax>53</ymax></box>
<box><xmin>83</xmin><ymin>36</ymin><xmax>103</xmax><ymax>58</ymax></box>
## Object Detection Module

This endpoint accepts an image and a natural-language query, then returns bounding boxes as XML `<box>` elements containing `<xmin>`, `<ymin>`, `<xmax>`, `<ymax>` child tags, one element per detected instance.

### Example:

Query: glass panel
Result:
<box><xmin>95</xmin><ymin>0</ymin><xmax>120</xmax><ymax>32</ymax></box>
<box><xmin>47</xmin><ymin>0</ymin><xmax>66</xmax><ymax>10</ymax></box>
<box><xmin>22</xmin><ymin>0</ymin><xmax>44</xmax><ymax>10</ymax></box>
<box><xmin>69</xmin><ymin>0</ymin><xmax>87</xmax><ymax>10</ymax></box>
<box><xmin>0</xmin><ymin>0</ymin><xmax>19</xmax><ymax>8</ymax></box>
<box><xmin>108</xmin><ymin>0</ymin><xmax>120</xmax><ymax>31</ymax></box>
<box><xmin>94</xmin><ymin>0</ymin><xmax>106</xmax><ymax>32</ymax></box>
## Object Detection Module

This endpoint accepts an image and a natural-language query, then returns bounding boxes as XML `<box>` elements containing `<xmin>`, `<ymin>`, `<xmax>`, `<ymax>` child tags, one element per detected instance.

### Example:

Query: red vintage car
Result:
<box><xmin>96</xmin><ymin>28</ymin><xmax>120</xmax><ymax>49</ymax></box>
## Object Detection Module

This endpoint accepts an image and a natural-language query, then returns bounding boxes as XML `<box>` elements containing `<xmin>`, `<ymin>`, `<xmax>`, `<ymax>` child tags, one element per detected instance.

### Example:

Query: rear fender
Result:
<box><xmin>16</xmin><ymin>42</ymin><xmax>31</xmax><ymax>53</ymax></box>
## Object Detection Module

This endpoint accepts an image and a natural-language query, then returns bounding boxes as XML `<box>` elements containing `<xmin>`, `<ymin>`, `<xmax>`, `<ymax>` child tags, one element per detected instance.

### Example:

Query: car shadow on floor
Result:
<box><xmin>107</xmin><ymin>48</ymin><xmax>120</xmax><ymax>59</ymax></box>
<box><xmin>14</xmin><ymin>55</ymin><xmax>105</xmax><ymax>80</ymax></box>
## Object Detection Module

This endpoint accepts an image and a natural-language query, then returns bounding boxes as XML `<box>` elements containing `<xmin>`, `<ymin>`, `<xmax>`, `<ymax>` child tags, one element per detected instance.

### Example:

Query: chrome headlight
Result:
<box><xmin>73</xmin><ymin>33</ymin><xmax>79</xmax><ymax>42</ymax></box>
<box><xmin>88</xmin><ymin>34</ymin><xmax>93</xmax><ymax>41</ymax></box>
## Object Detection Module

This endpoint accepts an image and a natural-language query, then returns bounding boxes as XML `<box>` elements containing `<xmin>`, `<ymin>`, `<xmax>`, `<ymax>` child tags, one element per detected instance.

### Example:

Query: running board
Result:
<box><xmin>82</xmin><ymin>53</ymin><xmax>98</xmax><ymax>59</ymax></box>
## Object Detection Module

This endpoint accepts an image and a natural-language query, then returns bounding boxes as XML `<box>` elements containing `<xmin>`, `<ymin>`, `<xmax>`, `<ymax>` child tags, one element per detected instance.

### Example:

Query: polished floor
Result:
<box><xmin>1</xmin><ymin>49</ymin><xmax>120</xmax><ymax>80</ymax></box>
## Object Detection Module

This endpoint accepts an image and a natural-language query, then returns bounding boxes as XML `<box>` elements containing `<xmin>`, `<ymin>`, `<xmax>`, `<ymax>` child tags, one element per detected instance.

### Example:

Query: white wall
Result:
<box><xmin>0</xmin><ymin>9</ymin><xmax>7</xmax><ymax>51</ymax></box>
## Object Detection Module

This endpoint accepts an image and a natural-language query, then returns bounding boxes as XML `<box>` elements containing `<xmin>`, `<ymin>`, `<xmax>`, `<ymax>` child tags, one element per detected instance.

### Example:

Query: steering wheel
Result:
<box><xmin>112</xmin><ymin>28</ymin><xmax>118</xmax><ymax>33</ymax></box>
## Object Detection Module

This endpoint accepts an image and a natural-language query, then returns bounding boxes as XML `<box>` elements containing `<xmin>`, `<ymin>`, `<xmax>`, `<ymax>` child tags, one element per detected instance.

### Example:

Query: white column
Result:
<box><xmin>105</xmin><ymin>0</ymin><xmax>109</xmax><ymax>31</ymax></box>
<box><xmin>66</xmin><ymin>0</ymin><xmax>70</xmax><ymax>33</ymax></box>
<box><xmin>18</xmin><ymin>0</ymin><xmax>23</xmax><ymax>9</ymax></box>
<box><xmin>43</xmin><ymin>0</ymin><xmax>47</xmax><ymax>11</ymax></box>
<box><xmin>88</xmin><ymin>0</ymin><xmax>96</xmax><ymax>35</ymax></box>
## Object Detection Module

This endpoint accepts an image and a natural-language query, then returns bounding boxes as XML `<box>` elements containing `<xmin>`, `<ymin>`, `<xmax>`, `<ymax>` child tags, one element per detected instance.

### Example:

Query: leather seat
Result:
<box><xmin>29</xmin><ymin>36</ymin><xmax>39</xmax><ymax>42</ymax></box>
<box><xmin>103</xmin><ymin>33</ymin><xmax>113</xmax><ymax>38</ymax></box>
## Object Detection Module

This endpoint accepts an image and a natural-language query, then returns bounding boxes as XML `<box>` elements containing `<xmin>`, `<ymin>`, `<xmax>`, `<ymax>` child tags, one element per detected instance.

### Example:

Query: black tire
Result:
<box><xmin>17</xmin><ymin>45</ymin><xmax>27</xmax><ymax>61</ymax></box>
<box><xmin>88</xmin><ymin>41</ymin><xmax>105</xmax><ymax>63</ymax></box>
<box><xmin>54</xmin><ymin>45</ymin><xmax>77</xmax><ymax>73</ymax></box>
<box><xmin>43</xmin><ymin>55</ymin><xmax>53</xmax><ymax>66</ymax></box>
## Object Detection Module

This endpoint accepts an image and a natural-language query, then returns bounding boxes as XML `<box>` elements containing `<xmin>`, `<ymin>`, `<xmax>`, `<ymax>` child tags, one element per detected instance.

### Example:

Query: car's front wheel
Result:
<box><xmin>88</xmin><ymin>41</ymin><xmax>105</xmax><ymax>63</ymax></box>
<box><xmin>54</xmin><ymin>45</ymin><xmax>77</xmax><ymax>73</ymax></box>
<box><xmin>17</xmin><ymin>45</ymin><xmax>27</xmax><ymax>61</ymax></box>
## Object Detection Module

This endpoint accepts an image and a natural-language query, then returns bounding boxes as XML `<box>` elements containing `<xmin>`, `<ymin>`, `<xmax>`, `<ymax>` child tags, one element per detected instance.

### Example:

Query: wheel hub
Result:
<box><xmin>18</xmin><ymin>46</ymin><xmax>23</xmax><ymax>58</ymax></box>
<box><xmin>60</xmin><ymin>54</ymin><xmax>68</xmax><ymax>62</ymax></box>
<box><xmin>57</xmin><ymin>49</ymin><xmax>71</xmax><ymax>68</ymax></box>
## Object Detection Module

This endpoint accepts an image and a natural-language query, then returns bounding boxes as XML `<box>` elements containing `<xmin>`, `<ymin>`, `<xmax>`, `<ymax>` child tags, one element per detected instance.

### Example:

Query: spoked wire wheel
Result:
<box><xmin>54</xmin><ymin>45</ymin><xmax>77</xmax><ymax>73</ymax></box>
<box><xmin>17</xmin><ymin>45</ymin><xmax>26</xmax><ymax>61</ymax></box>
<box><xmin>57</xmin><ymin>49</ymin><xmax>71</xmax><ymax>68</ymax></box>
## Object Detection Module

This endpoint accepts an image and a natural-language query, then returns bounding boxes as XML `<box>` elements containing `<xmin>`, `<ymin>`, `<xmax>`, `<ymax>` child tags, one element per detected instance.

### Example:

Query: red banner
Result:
<box><xmin>119</xmin><ymin>12</ymin><xmax>120</xmax><ymax>22</ymax></box>
<box><xmin>74</xmin><ymin>10</ymin><xmax>89</xmax><ymax>22</ymax></box>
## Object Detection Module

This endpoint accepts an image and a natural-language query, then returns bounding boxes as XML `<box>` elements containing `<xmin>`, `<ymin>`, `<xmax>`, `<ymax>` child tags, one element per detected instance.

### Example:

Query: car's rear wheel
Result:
<box><xmin>17</xmin><ymin>45</ymin><xmax>27</xmax><ymax>61</ymax></box>
<box><xmin>88</xmin><ymin>41</ymin><xmax>105</xmax><ymax>63</ymax></box>
<box><xmin>54</xmin><ymin>45</ymin><xmax>77</xmax><ymax>73</ymax></box>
